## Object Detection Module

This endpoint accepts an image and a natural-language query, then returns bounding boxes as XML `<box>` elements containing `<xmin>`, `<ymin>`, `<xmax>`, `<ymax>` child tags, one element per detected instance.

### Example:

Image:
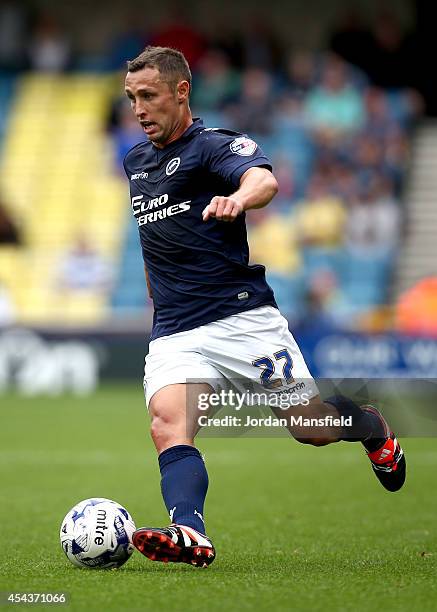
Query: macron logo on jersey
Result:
<box><xmin>130</xmin><ymin>171</ymin><xmax>149</xmax><ymax>180</ymax></box>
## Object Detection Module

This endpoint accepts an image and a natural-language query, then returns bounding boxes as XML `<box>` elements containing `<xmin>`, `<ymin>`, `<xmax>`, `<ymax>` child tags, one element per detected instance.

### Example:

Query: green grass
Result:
<box><xmin>1</xmin><ymin>385</ymin><xmax>436</xmax><ymax>611</ymax></box>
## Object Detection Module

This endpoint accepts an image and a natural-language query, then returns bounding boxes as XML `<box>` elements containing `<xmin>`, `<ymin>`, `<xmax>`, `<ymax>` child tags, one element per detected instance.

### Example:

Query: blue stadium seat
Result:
<box><xmin>266</xmin><ymin>271</ymin><xmax>306</xmax><ymax>322</ymax></box>
<box><xmin>0</xmin><ymin>75</ymin><xmax>16</xmax><ymax>151</ymax></box>
<box><xmin>339</xmin><ymin>251</ymin><xmax>393</xmax><ymax>307</ymax></box>
<box><xmin>111</xmin><ymin>215</ymin><xmax>146</xmax><ymax>310</ymax></box>
<box><xmin>302</xmin><ymin>247</ymin><xmax>343</xmax><ymax>277</ymax></box>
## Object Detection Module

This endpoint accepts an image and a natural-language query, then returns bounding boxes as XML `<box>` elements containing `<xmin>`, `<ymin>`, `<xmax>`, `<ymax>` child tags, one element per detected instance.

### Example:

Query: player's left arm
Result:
<box><xmin>202</xmin><ymin>167</ymin><xmax>278</xmax><ymax>222</ymax></box>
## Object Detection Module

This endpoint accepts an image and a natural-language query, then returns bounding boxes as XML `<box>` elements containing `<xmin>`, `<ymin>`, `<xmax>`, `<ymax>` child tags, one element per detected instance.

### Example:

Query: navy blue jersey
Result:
<box><xmin>123</xmin><ymin>118</ymin><xmax>277</xmax><ymax>340</ymax></box>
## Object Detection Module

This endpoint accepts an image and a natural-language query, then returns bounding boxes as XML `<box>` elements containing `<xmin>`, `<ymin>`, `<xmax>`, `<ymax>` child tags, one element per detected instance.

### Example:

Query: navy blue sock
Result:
<box><xmin>158</xmin><ymin>444</ymin><xmax>208</xmax><ymax>534</ymax></box>
<box><xmin>324</xmin><ymin>395</ymin><xmax>386</xmax><ymax>452</ymax></box>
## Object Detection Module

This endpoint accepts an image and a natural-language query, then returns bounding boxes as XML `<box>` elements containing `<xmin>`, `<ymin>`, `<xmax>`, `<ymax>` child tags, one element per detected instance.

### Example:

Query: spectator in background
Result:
<box><xmin>225</xmin><ymin>67</ymin><xmax>275</xmax><ymax>136</ymax></box>
<box><xmin>353</xmin><ymin>133</ymin><xmax>384</xmax><ymax>173</ymax></box>
<box><xmin>150</xmin><ymin>10</ymin><xmax>206</xmax><ymax>69</ymax></box>
<box><xmin>247</xmin><ymin>206</ymin><xmax>302</xmax><ymax>322</ymax></box>
<box><xmin>383</xmin><ymin>128</ymin><xmax>409</xmax><ymax>195</ymax></box>
<box><xmin>106</xmin><ymin>15</ymin><xmax>146</xmax><ymax>71</ymax></box>
<box><xmin>358</xmin><ymin>90</ymin><xmax>411</xmax><ymax>194</ymax></box>
<box><xmin>391</xmin><ymin>89</ymin><xmax>424</xmax><ymax>129</ymax></box>
<box><xmin>302</xmin><ymin>268</ymin><xmax>349</xmax><ymax>330</ymax></box>
<box><xmin>0</xmin><ymin>201</ymin><xmax>20</xmax><ymax>245</ymax></box>
<box><xmin>294</xmin><ymin>174</ymin><xmax>346</xmax><ymax>247</ymax></box>
<box><xmin>350</xmin><ymin>126</ymin><xmax>407</xmax><ymax>197</ymax></box>
<box><xmin>304</xmin><ymin>55</ymin><xmax>365</xmax><ymax>137</ymax></box>
<box><xmin>239</xmin><ymin>17</ymin><xmax>282</xmax><ymax>70</ymax></box>
<box><xmin>0</xmin><ymin>0</ymin><xmax>29</xmax><ymax>72</ymax></box>
<box><xmin>273</xmin><ymin>91</ymin><xmax>313</xmax><ymax>199</ymax></box>
<box><xmin>269</xmin><ymin>154</ymin><xmax>296</xmax><ymax>209</ymax></box>
<box><xmin>110</xmin><ymin>98</ymin><xmax>145</xmax><ymax>172</ymax></box>
<box><xmin>329</xmin><ymin>161</ymin><xmax>359</xmax><ymax>202</ymax></box>
<box><xmin>345</xmin><ymin>174</ymin><xmax>400</xmax><ymax>256</ymax></box>
<box><xmin>28</xmin><ymin>12</ymin><xmax>71</xmax><ymax>72</ymax></box>
<box><xmin>281</xmin><ymin>51</ymin><xmax>316</xmax><ymax>97</ymax></box>
<box><xmin>191</xmin><ymin>48</ymin><xmax>240</xmax><ymax>112</ymax></box>
<box><xmin>57</xmin><ymin>236</ymin><xmax>112</xmax><ymax>292</ymax></box>
<box><xmin>275</xmin><ymin>91</ymin><xmax>306</xmax><ymax>129</ymax></box>
<box><xmin>248</xmin><ymin>206</ymin><xmax>300</xmax><ymax>276</ymax></box>
<box><xmin>363</xmin><ymin>86</ymin><xmax>398</xmax><ymax>139</ymax></box>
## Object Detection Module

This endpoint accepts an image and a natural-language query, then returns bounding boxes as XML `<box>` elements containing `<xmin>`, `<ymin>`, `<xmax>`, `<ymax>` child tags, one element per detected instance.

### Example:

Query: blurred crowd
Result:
<box><xmin>105</xmin><ymin>12</ymin><xmax>421</xmax><ymax>330</ymax></box>
<box><xmin>0</xmin><ymin>2</ymin><xmax>425</xmax><ymax>331</ymax></box>
<box><xmin>0</xmin><ymin>1</ymin><xmax>72</xmax><ymax>73</ymax></box>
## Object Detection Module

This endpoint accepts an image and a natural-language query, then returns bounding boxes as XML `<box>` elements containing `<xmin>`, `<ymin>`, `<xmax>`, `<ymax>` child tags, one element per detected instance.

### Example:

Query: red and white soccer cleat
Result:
<box><xmin>133</xmin><ymin>524</ymin><xmax>216</xmax><ymax>568</ymax></box>
<box><xmin>361</xmin><ymin>405</ymin><xmax>406</xmax><ymax>492</ymax></box>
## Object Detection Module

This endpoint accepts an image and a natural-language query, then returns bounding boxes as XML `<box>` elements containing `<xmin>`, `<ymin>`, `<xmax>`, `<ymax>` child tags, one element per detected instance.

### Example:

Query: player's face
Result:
<box><xmin>125</xmin><ymin>67</ymin><xmax>189</xmax><ymax>148</ymax></box>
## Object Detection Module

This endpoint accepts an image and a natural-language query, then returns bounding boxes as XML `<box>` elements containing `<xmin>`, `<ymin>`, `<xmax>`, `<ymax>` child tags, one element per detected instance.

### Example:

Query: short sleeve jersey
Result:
<box><xmin>123</xmin><ymin>118</ymin><xmax>277</xmax><ymax>340</ymax></box>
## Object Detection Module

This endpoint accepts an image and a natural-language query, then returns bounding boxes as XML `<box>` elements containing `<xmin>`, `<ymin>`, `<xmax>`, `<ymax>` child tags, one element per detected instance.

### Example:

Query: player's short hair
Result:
<box><xmin>127</xmin><ymin>46</ymin><xmax>192</xmax><ymax>92</ymax></box>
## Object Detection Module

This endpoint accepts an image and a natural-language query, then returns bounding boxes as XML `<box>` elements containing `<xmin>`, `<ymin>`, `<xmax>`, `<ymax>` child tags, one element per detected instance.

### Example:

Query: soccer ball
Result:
<box><xmin>60</xmin><ymin>498</ymin><xmax>136</xmax><ymax>569</ymax></box>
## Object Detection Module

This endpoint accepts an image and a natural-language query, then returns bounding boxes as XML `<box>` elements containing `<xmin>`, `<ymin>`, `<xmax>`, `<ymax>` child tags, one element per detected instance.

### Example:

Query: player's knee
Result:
<box><xmin>149</xmin><ymin>398</ymin><xmax>190</xmax><ymax>452</ymax></box>
<box><xmin>150</xmin><ymin>413</ymin><xmax>173</xmax><ymax>447</ymax></box>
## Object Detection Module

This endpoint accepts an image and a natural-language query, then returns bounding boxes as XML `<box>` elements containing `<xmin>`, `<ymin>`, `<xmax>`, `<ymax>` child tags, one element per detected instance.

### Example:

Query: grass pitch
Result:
<box><xmin>1</xmin><ymin>385</ymin><xmax>436</xmax><ymax>611</ymax></box>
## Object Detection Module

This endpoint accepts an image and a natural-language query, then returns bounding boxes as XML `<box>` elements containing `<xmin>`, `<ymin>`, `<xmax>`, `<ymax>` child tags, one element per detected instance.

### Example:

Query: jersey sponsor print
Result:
<box><xmin>123</xmin><ymin>119</ymin><xmax>277</xmax><ymax>340</ymax></box>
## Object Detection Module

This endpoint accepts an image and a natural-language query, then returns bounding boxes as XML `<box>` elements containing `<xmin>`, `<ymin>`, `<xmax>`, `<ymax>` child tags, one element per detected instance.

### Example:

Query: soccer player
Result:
<box><xmin>123</xmin><ymin>46</ymin><xmax>406</xmax><ymax>568</ymax></box>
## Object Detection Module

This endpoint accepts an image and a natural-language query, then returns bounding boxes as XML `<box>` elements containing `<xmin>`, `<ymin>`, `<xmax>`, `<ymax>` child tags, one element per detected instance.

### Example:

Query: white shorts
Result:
<box><xmin>143</xmin><ymin>306</ymin><xmax>319</xmax><ymax>406</ymax></box>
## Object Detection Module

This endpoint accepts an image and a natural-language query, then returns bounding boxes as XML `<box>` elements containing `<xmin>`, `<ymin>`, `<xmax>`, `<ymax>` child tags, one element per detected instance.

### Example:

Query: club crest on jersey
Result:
<box><xmin>166</xmin><ymin>157</ymin><xmax>181</xmax><ymax>176</ymax></box>
<box><xmin>230</xmin><ymin>137</ymin><xmax>257</xmax><ymax>156</ymax></box>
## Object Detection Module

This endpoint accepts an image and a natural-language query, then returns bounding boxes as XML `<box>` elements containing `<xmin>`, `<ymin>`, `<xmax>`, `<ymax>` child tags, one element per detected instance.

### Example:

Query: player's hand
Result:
<box><xmin>202</xmin><ymin>196</ymin><xmax>244</xmax><ymax>222</ymax></box>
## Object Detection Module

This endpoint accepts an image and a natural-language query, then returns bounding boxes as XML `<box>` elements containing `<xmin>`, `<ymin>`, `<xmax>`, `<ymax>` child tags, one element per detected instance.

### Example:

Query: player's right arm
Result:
<box><xmin>200</xmin><ymin>130</ymin><xmax>277</xmax><ymax>223</ymax></box>
<box><xmin>202</xmin><ymin>167</ymin><xmax>278</xmax><ymax>222</ymax></box>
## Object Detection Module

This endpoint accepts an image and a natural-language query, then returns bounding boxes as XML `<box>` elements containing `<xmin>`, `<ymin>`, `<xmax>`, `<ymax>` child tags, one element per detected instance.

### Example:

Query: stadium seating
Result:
<box><xmin>111</xmin><ymin>216</ymin><xmax>148</xmax><ymax>310</ymax></box>
<box><xmin>0</xmin><ymin>74</ymin><xmax>127</xmax><ymax>324</ymax></box>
